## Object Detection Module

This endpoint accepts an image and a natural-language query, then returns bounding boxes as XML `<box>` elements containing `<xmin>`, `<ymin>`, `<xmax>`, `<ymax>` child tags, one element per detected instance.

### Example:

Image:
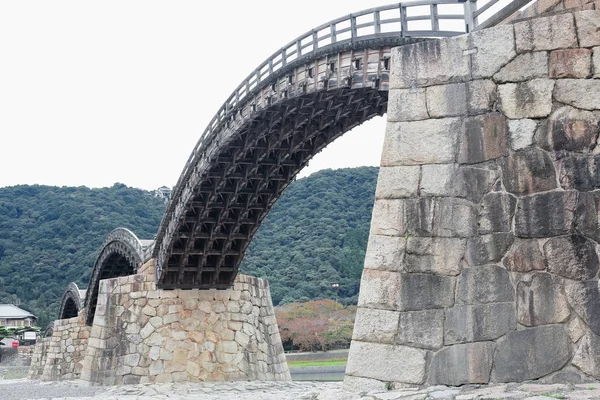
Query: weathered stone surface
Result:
<box><xmin>517</xmin><ymin>273</ymin><xmax>570</xmax><ymax>326</ymax></box>
<box><xmin>504</xmin><ymin>240</ymin><xmax>546</xmax><ymax>272</ymax></box>
<box><xmin>420</xmin><ymin>164</ymin><xmax>496</xmax><ymax>203</ymax></box>
<box><xmin>509</xmin><ymin>119</ymin><xmax>537</xmax><ymax>150</ymax></box>
<box><xmin>363</xmin><ymin>234</ymin><xmax>405</xmax><ymax>272</ymax></box>
<box><xmin>396</xmin><ymin>273</ymin><xmax>456</xmax><ymax>311</ymax></box>
<box><xmin>390</xmin><ymin>36</ymin><xmax>470</xmax><ymax>89</ymax></box>
<box><xmin>568</xmin><ymin>317</ymin><xmax>586</xmax><ymax>343</ymax></box>
<box><xmin>498</xmin><ymin>79</ymin><xmax>555</xmax><ymax>119</ymax></box>
<box><xmin>387</xmin><ymin>88</ymin><xmax>428</xmax><ymax>121</ymax></box>
<box><xmin>375</xmin><ymin>166</ymin><xmax>420</xmax><ymax>199</ymax></box>
<box><xmin>494</xmin><ymin>52</ymin><xmax>548</xmax><ymax>83</ymax></box>
<box><xmin>382</xmin><ymin>118</ymin><xmax>461</xmax><ymax>166</ymax></box>
<box><xmin>465</xmin><ymin>233</ymin><xmax>513</xmax><ymax>266</ymax></box>
<box><xmin>594</xmin><ymin>47</ymin><xmax>600</xmax><ymax>77</ymax></box>
<box><xmin>572</xmin><ymin>332</ymin><xmax>600</xmax><ymax>379</ymax></box>
<box><xmin>470</xmin><ymin>25</ymin><xmax>516</xmax><ymax>79</ymax></box>
<box><xmin>478</xmin><ymin>192</ymin><xmax>517</xmax><ymax>234</ymax></box>
<box><xmin>370</xmin><ymin>199</ymin><xmax>405</xmax><ymax>237</ymax></box>
<box><xmin>576</xmin><ymin>191</ymin><xmax>600</xmax><ymax>242</ymax></box>
<box><xmin>554</xmin><ymin>79</ymin><xmax>600</xmax><ymax>110</ymax></box>
<box><xmin>559</xmin><ymin>154</ymin><xmax>600</xmax><ymax>191</ymax></box>
<box><xmin>445</xmin><ymin>303</ymin><xmax>516</xmax><ymax>344</ymax></box>
<box><xmin>514</xmin><ymin>13</ymin><xmax>578</xmax><ymax>52</ymax></box>
<box><xmin>502</xmin><ymin>147</ymin><xmax>556</xmax><ymax>195</ymax></box>
<box><xmin>352</xmin><ymin>307</ymin><xmax>399</xmax><ymax>344</ymax></box>
<box><xmin>345</xmin><ymin>341</ymin><xmax>428</xmax><ymax>384</ymax></box>
<box><xmin>514</xmin><ymin>191</ymin><xmax>577</xmax><ymax>238</ymax></box>
<box><xmin>467</xmin><ymin>80</ymin><xmax>496</xmax><ymax>114</ymax></box>
<box><xmin>544</xmin><ymin>235</ymin><xmax>599</xmax><ymax>280</ymax></box>
<box><xmin>428</xmin><ymin>342</ymin><xmax>495</xmax><ymax>386</ymax></box>
<box><xmin>456</xmin><ymin>265</ymin><xmax>514</xmax><ymax>305</ymax></box>
<box><xmin>549</xmin><ymin>49</ymin><xmax>592</xmax><ymax>78</ymax></box>
<box><xmin>494</xmin><ymin>325</ymin><xmax>571</xmax><ymax>382</ymax></box>
<box><xmin>537</xmin><ymin>106</ymin><xmax>599</xmax><ymax>152</ymax></box>
<box><xmin>357</xmin><ymin>269</ymin><xmax>401</xmax><ymax>310</ymax></box>
<box><xmin>405</xmin><ymin>197</ymin><xmax>477</xmax><ymax>238</ymax></box>
<box><xmin>458</xmin><ymin>113</ymin><xmax>508</xmax><ymax>164</ymax></box>
<box><xmin>566</xmin><ymin>280</ymin><xmax>600</xmax><ymax>335</ymax></box>
<box><xmin>405</xmin><ymin>237</ymin><xmax>465</xmax><ymax>276</ymax></box>
<box><xmin>397</xmin><ymin>309</ymin><xmax>444</xmax><ymax>350</ymax></box>
<box><xmin>575</xmin><ymin>11</ymin><xmax>600</xmax><ymax>47</ymax></box>
<box><xmin>426</xmin><ymin>83</ymin><xmax>467</xmax><ymax>117</ymax></box>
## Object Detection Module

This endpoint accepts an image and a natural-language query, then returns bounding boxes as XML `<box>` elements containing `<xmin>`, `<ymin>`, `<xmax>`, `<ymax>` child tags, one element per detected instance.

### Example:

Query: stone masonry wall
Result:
<box><xmin>28</xmin><ymin>312</ymin><xmax>90</xmax><ymax>381</ymax></box>
<box><xmin>346</xmin><ymin>9</ymin><xmax>600</xmax><ymax>390</ymax></box>
<box><xmin>80</xmin><ymin>260</ymin><xmax>290</xmax><ymax>385</ymax></box>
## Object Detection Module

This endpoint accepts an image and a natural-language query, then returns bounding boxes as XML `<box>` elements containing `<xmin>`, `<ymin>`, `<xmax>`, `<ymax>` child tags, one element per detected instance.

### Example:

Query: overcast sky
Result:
<box><xmin>0</xmin><ymin>0</ymin><xmax>490</xmax><ymax>190</ymax></box>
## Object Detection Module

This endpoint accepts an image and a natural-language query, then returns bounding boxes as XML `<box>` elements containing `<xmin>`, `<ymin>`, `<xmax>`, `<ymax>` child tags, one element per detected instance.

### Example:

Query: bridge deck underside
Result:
<box><xmin>159</xmin><ymin>88</ymin><xmax>388</xmax><ymax>289</ymax></box>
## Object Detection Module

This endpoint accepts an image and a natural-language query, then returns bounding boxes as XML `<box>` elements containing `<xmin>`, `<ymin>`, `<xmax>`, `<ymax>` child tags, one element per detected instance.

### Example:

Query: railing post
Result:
<box><xmin>430</xmin><ymin>4</ymin><xmax>439</xmax><ymax>33</ymax></box>
<box><xmin>400</xmin><ymin>4</ymin><xmax>408</xmax><ymax>36</ymax></box>
<box><xmin>374</xmin><ymin>11</ymin><xmax>381</xmax><ymax>34</ymax></box>
<box><xmin>330</xmin><ymin>23</ymin><xmax>337</xmax><ymax>44</ymax></box>
<box><xmin>350</xmin><ymin>16</ymin><xmax>357</xmax><ymax>41</ymax></box>
<box><xmin>463</xmin><ymin>0</ymin><xmax>477</xmax><ymax>32</ymax></box>
<box><xmin>312</xmin><ymin>30</ymin><xmax>318</xmax><ymax>52</ymax></box>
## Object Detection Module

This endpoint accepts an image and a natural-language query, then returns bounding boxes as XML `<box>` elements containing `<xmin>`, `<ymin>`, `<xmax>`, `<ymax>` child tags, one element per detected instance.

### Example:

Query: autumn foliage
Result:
<box><xmin>275</xmin><ymin>299</ymin><xmax>356</xmax><ymax>352</ymax></box>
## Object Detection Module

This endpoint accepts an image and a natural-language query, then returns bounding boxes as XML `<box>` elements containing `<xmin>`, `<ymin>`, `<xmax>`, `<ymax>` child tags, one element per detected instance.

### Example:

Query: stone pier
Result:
<box><xmin>346</xmin><ymin>8</ymin><xmax>600</xmax><ymax>390</ymax></box>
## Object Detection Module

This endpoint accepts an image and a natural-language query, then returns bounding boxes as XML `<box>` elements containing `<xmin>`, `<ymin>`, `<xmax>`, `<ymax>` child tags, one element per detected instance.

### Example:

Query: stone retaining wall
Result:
<box><xmin>346</xmin><ymin>9</ymin><xmax>600</xmax><ymax>390</ymax></box>
<box><xmin>28</xmin><ymin>313</ymin><xmax>90</xmax><ymax>381</ymax></box>
<box><xmin>79</xmin><ymin>260</ymin><xmax>289</xmax><ymax>385</ymax></box>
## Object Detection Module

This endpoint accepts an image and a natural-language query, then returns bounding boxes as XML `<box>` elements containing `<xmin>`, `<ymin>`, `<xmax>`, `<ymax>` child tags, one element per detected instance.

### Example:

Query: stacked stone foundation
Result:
<box><xmin>346</xmin><ymin>9</ymin><xmax>600</xmax><ymax>390</ymax></box>
<box><xmin>29</xmin><ymin>313</ymin><xmax>90</xmax><ymax>381</ymax></box>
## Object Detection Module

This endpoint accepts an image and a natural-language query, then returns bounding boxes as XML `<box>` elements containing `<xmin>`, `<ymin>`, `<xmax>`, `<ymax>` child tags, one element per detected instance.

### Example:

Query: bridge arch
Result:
<box><xmin>152</xmin><ymin>2</ymin><xmax>477</xmax><ymax>289</ymax></box>
<box><xmin>84</xmin><ymin>228</ymin><xmax>148</xmax><ymax>325</ymax></box>
<box><xmin>58</xmin><ymin>282</ymin><xmax>86</xmax><ymax>320</ymax></box>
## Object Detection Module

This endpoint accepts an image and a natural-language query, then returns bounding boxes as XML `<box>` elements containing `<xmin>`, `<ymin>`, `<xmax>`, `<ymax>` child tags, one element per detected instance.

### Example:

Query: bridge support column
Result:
<box><xmin>80</xmin><ymin>259</ymin><xmax>290</xmax><ymax>385</ymax></box>
<box><xmin>346</xmin><ymin>9</ymin><xmax>600</xmax><ymax>389</ymax></box>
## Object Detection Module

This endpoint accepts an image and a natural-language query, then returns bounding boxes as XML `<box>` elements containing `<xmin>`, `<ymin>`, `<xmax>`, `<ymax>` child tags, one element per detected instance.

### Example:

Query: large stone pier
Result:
<box><xmin>346</xmin><ymin>8</ymin><xmax>600</xmax><ymax>390</ymax></box>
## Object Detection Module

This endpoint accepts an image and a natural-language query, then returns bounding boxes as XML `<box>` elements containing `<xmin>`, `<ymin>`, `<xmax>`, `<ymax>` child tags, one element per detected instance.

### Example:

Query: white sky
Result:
<box><xmin>0</xmin><ymin>0</ymin><xmax>512</xmax><ymax>190</ymax></box>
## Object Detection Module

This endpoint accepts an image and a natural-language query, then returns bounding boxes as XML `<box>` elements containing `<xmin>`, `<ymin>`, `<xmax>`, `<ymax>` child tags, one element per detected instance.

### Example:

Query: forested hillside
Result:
<box><xmin>0</xmin><ymin>167</ymin><xmax>377</xmax><ymax>327</ymax></box>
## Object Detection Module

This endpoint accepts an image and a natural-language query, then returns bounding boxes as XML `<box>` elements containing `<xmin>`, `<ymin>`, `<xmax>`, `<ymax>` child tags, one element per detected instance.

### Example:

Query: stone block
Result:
<box><xmin>494</xmin><ymin>325</ymin><xmax>571</xmax><ymax>382</ymax></box>
<box><xmin>405</xmin><ymin>197</ymin><xmax>477</xmax><ymax>238</ymax></box>
<box><xmin>595</xmin><ymin>47</ymin><xmax>600</xmax><ymax>77</ymax></box>
<box><xmin>554</xmin><ymin>79</ymin><xmax>600</xmax><ymax>110</ymax></box>
<box><xmin>458</xmin><ymin>113</ymin><xmax>508</xmax><ymax>164</ymax></box>
<box><xmin>465</xmin><ymin>233</ymin><xmax>513</xmax><ymax>266</ymax></box>
<box><xmin>575</xmin><ymin>11</ymin><xmax>600</xmax><ymax>47</ymax></box>
<box><xmin>558</xmin><ymin>154</ymin><xmax>600</xmax><ymax>191</ymax></box>
<box><xmin>509</xmin><ymin>119</ymin><xmax>537</xmax><ymax>150</ymax></box>
<box><xmin>493</xmin><ymin>52</ymin><xmax>548</xmax><ymax>82</ymax></box>
<box><xmin>363</xmin><ymin>234</ymin><xmax>405</xmax><ymax>272</ymax></box>
<box><xmin>345</xmin><ymin>341</ymin><xmax>428</xmax><ymax>384</ymax></box>
<box><xmin>375</xmin><ymin>166</ymin><xmax>420</xmax><ymax>199</ymax></box>
<box><xmin>428</xmin><ymin>342</ymin><xmax>495</xmax><ymax>386</ymax></box>
<box><xmin>420</xmin><ymin>164</ymin><xmax>496</xmax><ymax>203</ymax></box>
<box><xmin>352</xmin><ymin>307</ymin><xmax>400</xmax><ymax>344</ymax></box>
<box><xmin>517</xmin><ymin>273</ymin><xmax>570</xmax><ymax>326</ymax></box>
<box><xmin>390</xmin><ymin>36</ymin><xmax>470</xmax><ymax>89</ymax></box>
<box><xmin>467</xmin><ymin>80</ymin><xmax>496</xmax><ymax>114</ymax></box>
<box><xmin>397</xmin><ymin>273</ymin><xmax>456</xmax><ymax>311</ymax></box>
<box><xmin>549</xmin><ymin>49</ymin><xmax>592</xmax><ymax>78</ymax></box>
<box><xmin>457</xmin><ymin>265</ymin><xmax>514</xmax><ymax>305</ymax></box>
<box><xmin>426</xmin><ymin>83</ymin><xmax>467</xmax><ymax>117</ymax></box>
<box><xmin>397</xmin><ymin>309</ymin><xmax>444</xmax><ymax>350</ymax></box>
<box><xmin>568</xmin><ymin>317</ymin><xmax>586</xmax><ymax>343</ymax></box>
<box><xmin>387</xmin><ymin>88</ymin><xmax>428</xmax><ymax>121</ymax></box>
<box><xmin>498</xmin><ymin>79</ymin><xmax>554</xmax><ymax>119</ymax></box>
<box><xmin>514</xmin><ymin>191</ymin><xmax>577</xmax><ymax>238</ymax></box>
<box><xmin>515</xmin><ymin>13</ymin><xmax>578</xmax><ymax>52</ymax></box>
<box><xmin>501</xmin><ymin>147</ymin><xmax>557</xmax><ymax>195</ymax></box>
<box><xmin>445</xmin><ymin>303</ymin><xmax>515</xmax><ymax>345</ymax></box>
<box><xmin>576</xmin><ymin>191</ymin><xmax>600</xmax><ymax>242</ymax></box>
<box><xmin>405</xmin><ymin>237</ymin><xmax>465</xmax><ymax>276</ymax></box>
<box><xmin>504</xmin><ymin>240</ymin><xmax>546</xmax><ymax>272</ymax></box>
<box><xmin>381</xmin><ymin>118</ymin><xmax>461</xmax><ymax>166</ymax></box>
<box><xmin>566</xmin><ymin>280</ymin><xmax>600</xmax><ymax>335</ymax></box>
<box><xmin>470</xmin><ymin>25</ymin><xmax>516</xmax><ymax>79</ymax></box>
<box><xmin>537</xmin><ymin>106</ymin><xmax>599</xmax><ymax>152</ymax></box>
<box><xmin>370</xmin><ymin>199</ymin><xmax>405</xmax><ymax>237</ymax></box>
<box><xmin>357</xmin><ymin>269</ymin><xmax>401</xmax><ymax>310</ymax></box>
<box><xmin>478</xmin><ymin>192</ymin><xmax>517</xmax><ymax>234</ymax></box>
<box><xmin>544</xmin><ymin>234</ymin><xmax>599</xmax><ymax>280</ymax></box>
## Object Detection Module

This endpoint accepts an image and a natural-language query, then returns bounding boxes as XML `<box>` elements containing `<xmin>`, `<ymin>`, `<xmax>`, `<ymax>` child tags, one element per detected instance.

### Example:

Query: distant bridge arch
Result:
<box><xmin>58</xmin><ymin>282</ymin><xmax>86</xmax><ymax>320</ymax></box>
<box><xmin>151</xmin><ymin>1</ymin><xmax>483</xmax><ymax>289</ymax></box>
<box><xmin>84</xmin><ymin>228</ymin><xmax>150</xmax><ymax>325</ymax></box>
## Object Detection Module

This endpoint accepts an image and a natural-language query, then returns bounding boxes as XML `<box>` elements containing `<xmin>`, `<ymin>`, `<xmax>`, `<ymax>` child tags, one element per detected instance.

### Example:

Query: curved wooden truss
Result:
<box><xmin>58</xmin><ymin>282</ymin><xmax>86</xmax><ymax>320</ymax></box>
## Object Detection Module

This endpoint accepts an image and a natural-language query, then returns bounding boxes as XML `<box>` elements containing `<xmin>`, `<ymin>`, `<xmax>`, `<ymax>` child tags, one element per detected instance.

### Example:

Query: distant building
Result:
<box><xmin>0</xmin><ymin>304</ymin><xmax>37</xmax><ymax>327</ymax></box>
<box><xmin>154</xmin><ymin>186</ymin><xmax>172</xmax><ymax>203</ymax></box>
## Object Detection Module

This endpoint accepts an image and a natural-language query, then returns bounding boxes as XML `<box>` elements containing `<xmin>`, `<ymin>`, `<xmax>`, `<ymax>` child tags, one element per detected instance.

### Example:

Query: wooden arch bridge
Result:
<box><xmin>57</xmin><ymin>0</ymin><xmax>527</xmax><ymax>324</ymax></box>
